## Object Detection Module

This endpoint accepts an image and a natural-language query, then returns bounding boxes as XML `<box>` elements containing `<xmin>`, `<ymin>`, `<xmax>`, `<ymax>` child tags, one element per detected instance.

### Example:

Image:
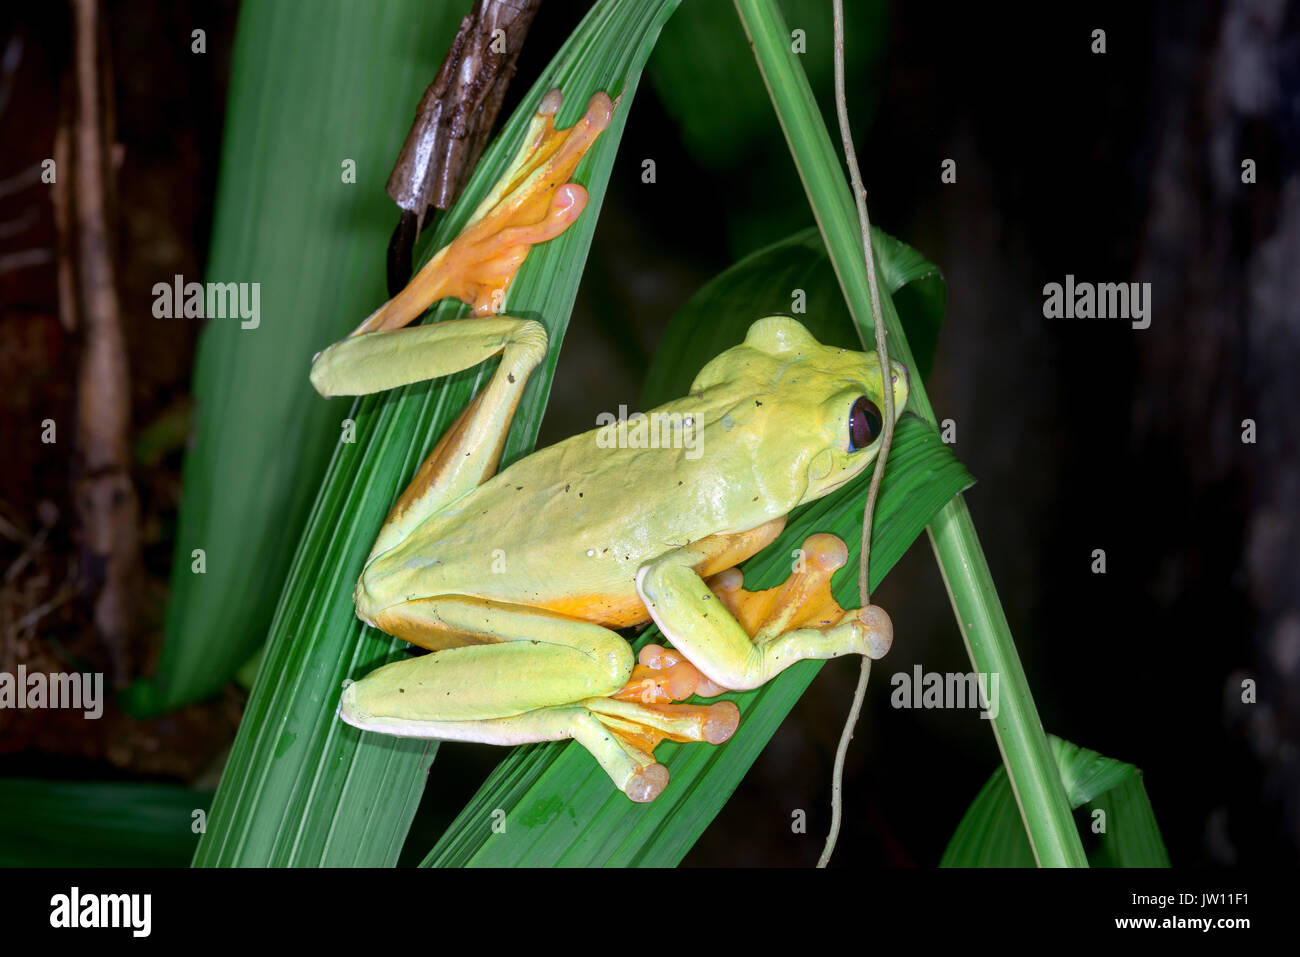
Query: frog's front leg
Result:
<box><xmin>311</xmin><ymin>315</ymin><xmax>547</xmax><ymax>562</ymax></box>
<box><xmin>338</xmin><ymin>597</ymin><xmax>737</xmax><ymax>802</ymax></box>
<box><xmin>637</xmin><ymin>533</ymin><xmax>894</xmax><ymax>692</ymax></box>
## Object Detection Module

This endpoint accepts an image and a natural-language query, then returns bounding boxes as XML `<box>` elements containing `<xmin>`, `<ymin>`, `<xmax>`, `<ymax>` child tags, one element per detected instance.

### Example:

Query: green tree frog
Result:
<box><xmin>309</xmin><ymin>89</ymin><xmax>909</xmax><ymax>802</ymax></box>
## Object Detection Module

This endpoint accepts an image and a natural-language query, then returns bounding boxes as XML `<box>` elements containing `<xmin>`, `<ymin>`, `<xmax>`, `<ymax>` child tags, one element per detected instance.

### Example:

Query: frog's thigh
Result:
<box><xmin>345</xmin><ymin>596</ymin><xmax>634</xmax><ymax>724</ymax></box>
<box><xmin>341</xmin><ymin>695</ymin><xmax>669</xmax><ymax>803</ymax></box>
<box><xmin>340</xmin><ymin>597</ymin><xmax>673</xmax><ymax>800</ymax></box>
<box><xmin>637</xmin><ymin>549</ymin><xmax>881</xmax><ymax>692</ymax></box>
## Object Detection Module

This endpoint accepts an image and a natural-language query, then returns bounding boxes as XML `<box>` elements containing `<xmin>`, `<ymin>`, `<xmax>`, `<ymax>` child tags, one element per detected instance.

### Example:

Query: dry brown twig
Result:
<box><xmin>385</xmin><ymin>0</ymin><xmax>543</xmax><ymax>293</ymax></box>
<box><xmin>66</xmin><ymin>0</ymin><xmax>140</xmax><ymax>687</ymax></box>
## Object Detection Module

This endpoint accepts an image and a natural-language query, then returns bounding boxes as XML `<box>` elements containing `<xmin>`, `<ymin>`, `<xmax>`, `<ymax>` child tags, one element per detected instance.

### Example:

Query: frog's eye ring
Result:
<box><xmin>848</xmin><ymin>396</ymin><xmax>882</xmax><ymax>452</ymax></box>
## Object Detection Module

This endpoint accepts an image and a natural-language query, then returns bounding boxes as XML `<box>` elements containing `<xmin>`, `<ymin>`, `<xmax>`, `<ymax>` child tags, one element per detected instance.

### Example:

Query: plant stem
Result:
<box><xmin>818</xmin><ymin>0</ymin><xmax>896</xmax><ymax>869</ymax></box>
<box><xmin>733</xmin><ymin>0</ymin><xmax>1087</xmax><ymax>867</ymax></box>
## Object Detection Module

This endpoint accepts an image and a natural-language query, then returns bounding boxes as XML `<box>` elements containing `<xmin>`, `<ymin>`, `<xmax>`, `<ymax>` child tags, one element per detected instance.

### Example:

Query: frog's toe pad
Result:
<box><xmin>626</xmin><ymin>763</ymin><xmax>669</xmax><ymax>803</ymax></box>
<box><xmin>803</xmin><ymin>532</ymin><xmax>849</xmax><ymax>572</ymax></box>
<box><xmin>614</xmin><ymin>642</ymin><xmax>735</xmax><ymax>703</ymax></box>
<box><xmin>703</xmin><ymin>700</ymin><xmax>740</xmax><ymax>744</ymax></box>
<box><xmin>852</xmin><ymin>604</ymin><xmax>893</xmax><ymax>659</ymax></box>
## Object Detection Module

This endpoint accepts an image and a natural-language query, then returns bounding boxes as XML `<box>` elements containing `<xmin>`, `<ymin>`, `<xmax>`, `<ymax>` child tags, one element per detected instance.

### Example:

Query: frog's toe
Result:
<box><xmin>625</xmin><ymin>643</ymin><xmax>730</xmax><ymax>700</ymax></box>
<box><xmin>707</xmin><ymin>533</ymin><xmax>854</xmax><ymax>643</ymax></box>
<box><xmin>494</xmin><ymin>182</ymin><xmax>589</xmax><ymax>249</ymax></box>
<box><xmin>614</xmin><ymin>647</ymin><xmax>699</xmax><ymax>703</ymax></box>
<box><xmin>587</xmin><ymin>698</ymin><xmax>739</xmax><ymax>752</ymax></box>
<box><xmin>703</xmin><ymin>700</ymin><xmax>740</xmax><ymax>744</ymax></box>
<box><xmin>857</xmin><ymin>604</ymin><xmax>893</xmax><ymax>659</ymax></box>
<box><xmin>626</xmin><ymin>763</ymin><xmax>670</xmax><ymax>803</ymax></box>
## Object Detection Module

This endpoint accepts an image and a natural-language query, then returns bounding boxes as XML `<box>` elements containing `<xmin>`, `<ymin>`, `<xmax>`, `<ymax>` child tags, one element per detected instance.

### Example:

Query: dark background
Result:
<box><xmin>1</xmin><ymin>0</ymin><xmax>1296</xmax><ymax>867</ymax></box>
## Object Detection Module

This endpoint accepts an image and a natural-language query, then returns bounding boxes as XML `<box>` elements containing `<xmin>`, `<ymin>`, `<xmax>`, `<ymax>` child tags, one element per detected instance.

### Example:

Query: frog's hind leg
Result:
<box><xmin>339</xmin><ymin>596</ymin><xmax>654</xmax><ymax>798</ymax></box>
<box><xmin>354</xmin><ymin>596</ymin><xmax>634</xmax><ymax>716</ymax></box>
<box><xmin>339</xmin><ymin>691</ymin><xmax>737</xmax><ymax>804</ymax></box>
<box><xmin>341</xmin><ymin>699</ymin><xmax>675</xmax><ymax>803</ymax></box>
<box><xmin>340</xmin><ymin>595</ymin><xmax>736</xmax><ymax>802</ymax></box>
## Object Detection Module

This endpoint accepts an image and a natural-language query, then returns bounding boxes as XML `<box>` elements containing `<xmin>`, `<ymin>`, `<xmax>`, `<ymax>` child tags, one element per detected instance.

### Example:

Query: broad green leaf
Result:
<box><xmin>127</xmin><ymin>0</ymin><xmax>467</xmax><ymax>715</ymax></box>
<box><xmin>647</xmin><ymin>0</ymin><xmax>889</xmax><ymax>255</ymax></box>
<box><xmin>423</xmin><ymin>413</ymin><xmax>972</xmax><ymax>867</ymax></box>
<box><xmin>641</xmin><ymin>225</ymin><xmax>942</xmax><ymax>409</ymax></box>
<box><xmin>0</xmin><ymin>780</ymin><xmax>211</xmax><ymax>867</ymax></box>
<box><xmin>872</xmin><ymin>230</ymin><xmax>944</xmax><ymax>378</ymax></box>
<box><xmin>940</xmin><ymin>736</ymin><xmax>1170</xmax><ymax>867</ymax></box>
<box><xmin>193</xmin><ymin>0</ymin><xmax>682</xmax><ymax>867</ymax></box>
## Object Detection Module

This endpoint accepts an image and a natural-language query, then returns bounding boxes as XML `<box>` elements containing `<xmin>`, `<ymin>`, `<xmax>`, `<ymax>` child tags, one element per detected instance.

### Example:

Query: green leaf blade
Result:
<box><xmin>941</xmin><ymin>736</ymin><xmax>1170</xmax><ymax>867</ymax></box>
<box><xmin>0</xmin><ymin>780</ymin><xmax>212</xmax><ymax>868</ymax></box>
<box><xmin>193</xmin><ymin>0</ymin><xmax>682</xmax><ymax>868</ymax></box>
<box><xmin>130</xmin><ymin>0</ymin><xmax>469</xmax><ymax>715</ymax></box>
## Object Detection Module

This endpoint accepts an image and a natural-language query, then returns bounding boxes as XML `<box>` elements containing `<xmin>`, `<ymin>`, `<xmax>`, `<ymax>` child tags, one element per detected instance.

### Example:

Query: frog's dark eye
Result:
<box><xmin>848</xmin><ymin>396</ymin><xmax>882</xmax><ymax>452</ymax></box>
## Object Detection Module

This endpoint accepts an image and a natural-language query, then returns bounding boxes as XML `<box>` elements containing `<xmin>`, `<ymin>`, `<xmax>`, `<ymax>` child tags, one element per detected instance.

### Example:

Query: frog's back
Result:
<box><xmin>364</xmin><ymin>390</ymin><xmax>798</xmax><ymax>627</ymax></box>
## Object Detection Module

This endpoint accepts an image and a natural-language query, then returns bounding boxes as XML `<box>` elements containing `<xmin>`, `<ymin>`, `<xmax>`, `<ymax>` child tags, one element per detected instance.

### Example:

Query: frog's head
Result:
<box><xmin>705</xmin><ymin>316</ymin><xmax>910</xmax><ymax>507</ymax></box>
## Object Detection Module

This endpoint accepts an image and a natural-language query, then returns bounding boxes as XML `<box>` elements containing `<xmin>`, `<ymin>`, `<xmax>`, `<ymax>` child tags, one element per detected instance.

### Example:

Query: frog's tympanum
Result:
<box><xmin>310</xmin><ymin>90</ymin><xmax>909</xmax><ymax>802</ymax></box>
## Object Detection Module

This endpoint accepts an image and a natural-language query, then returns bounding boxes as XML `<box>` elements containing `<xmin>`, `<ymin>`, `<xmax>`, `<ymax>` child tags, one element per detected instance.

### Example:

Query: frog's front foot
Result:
<box><xmin>555</xmin><ymin>647</ymin><xmax>742</xmax><ymax>802</ymax></box>
<box><xmin>708</xmin><ymin>532</ymin><xmax>894</xmax><ymax>659</ymax></box>
<box><xmin>351</xmin><ymin>88</ymin><xmax>616</xmax><ymax>336</ymax></box>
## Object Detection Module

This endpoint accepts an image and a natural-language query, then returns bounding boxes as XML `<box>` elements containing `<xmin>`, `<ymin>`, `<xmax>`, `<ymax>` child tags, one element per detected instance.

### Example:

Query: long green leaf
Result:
<box><xmin>941</xmin><ymin>737</ymin><xmax>1170</xmax><ymax>867</ymax></box>
<box><xmin>0</xmin><ymin>780</ymin><xmax>211</xmax><ymax>867</ymax></box>
<box><xmin>193</xmin><ymin>0</ymin><xmax>681</xmax><ymax>867</ymax></box>
<box><xmin>423</xmin><ymin>414</ymin><xmax>971</xmax><ymax>867</ymax></box>
<box><xmin>128</xmin><ymin>0</ymin><xmax>467</xmax><ymax>715</ymax></box>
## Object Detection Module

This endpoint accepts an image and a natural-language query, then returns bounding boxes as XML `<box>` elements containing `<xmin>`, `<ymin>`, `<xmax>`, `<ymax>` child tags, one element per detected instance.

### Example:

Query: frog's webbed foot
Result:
<box><xmin>581</xmin><ymin>695</ymin><xmax>740</xmax><ymax>802</ymax></box>
<box><xmin>613</xmin><ymin>643</ymin><xmax>729</xmax><ymax>701</ymax></box>
<box><xmin>353</xmin><ymin>88</ymin><xmax>615</xmax><ymax>335</ymax></box>
<box><xmin>705</xmin><ymin>532</ymin><xmax>893</xmax><ymax>660</ymax></box>
<box><xmin>562</xmin><ymin>646</ymin><xmax>742</xmax><ymax>802</ymax></box>
<box><xmin>637</xmin><ymin>533</ymin><xmax>892</xmax><ymax>693</ymax></box>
